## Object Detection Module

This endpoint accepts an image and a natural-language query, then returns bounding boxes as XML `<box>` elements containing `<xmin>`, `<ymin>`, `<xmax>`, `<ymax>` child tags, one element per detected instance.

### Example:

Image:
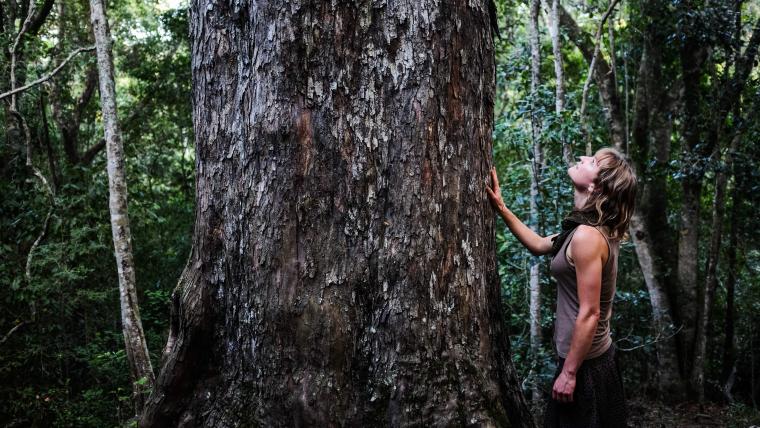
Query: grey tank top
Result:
<box><xmin>549</xmin><ymin>226</ymin><xmax>619</xmax><ymax>359</ymax></box>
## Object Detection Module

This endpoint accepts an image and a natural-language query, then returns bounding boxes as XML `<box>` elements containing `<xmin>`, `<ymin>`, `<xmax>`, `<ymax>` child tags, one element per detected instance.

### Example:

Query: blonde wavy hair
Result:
<box><xmin>580</xmin><ymin>147</ymin><xmax>638</xmax><ymax>240</ymax></box>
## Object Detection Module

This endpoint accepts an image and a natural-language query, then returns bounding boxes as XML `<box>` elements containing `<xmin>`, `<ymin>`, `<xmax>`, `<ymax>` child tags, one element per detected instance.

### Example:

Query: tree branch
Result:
<box><xmin>616</xmin><ymin>324</ymin><xmax>684</xmax><ymax>352</ymax></box>
<box><xmin>80</xmin><ymin>139</ymin><xmax>106</xmax><ymax>165</ymax></box>
<box><xmin>26</xmin><ymin>0</ymin><xmax>54</xmax><ymax>37</ymax></box>
<box><xmin>74</xmin><ymin>65</ymin><xmax>98</xmax><ymax>123</ymax></box>
<box><xmin>0</xmin><ymin>321</ymin><xmax>28</xmax><ymax>346</ymax></box>
<box><xmin>0</xmin><ymin>45</ymin><xmax>95</xmax><ymax>102</ymax></box>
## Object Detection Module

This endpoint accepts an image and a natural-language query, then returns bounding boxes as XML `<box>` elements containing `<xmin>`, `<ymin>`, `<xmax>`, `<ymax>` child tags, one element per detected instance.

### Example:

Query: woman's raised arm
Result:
<box><xmin>485</xmin><ymin>167</ymin><xmax>557</xmax><ymax>256</ymax></box>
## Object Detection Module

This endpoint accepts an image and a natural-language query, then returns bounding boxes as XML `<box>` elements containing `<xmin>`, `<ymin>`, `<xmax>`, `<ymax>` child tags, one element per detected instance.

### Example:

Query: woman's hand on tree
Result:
<box><xmin>485</xmin><ymin>167</ymin><xmax>508</xmax><ymax>216</ymax></box>
<box><xmin>552</xmin><ymin>370</ymin><xmax>576</xmax><ymax>403</ymax></box>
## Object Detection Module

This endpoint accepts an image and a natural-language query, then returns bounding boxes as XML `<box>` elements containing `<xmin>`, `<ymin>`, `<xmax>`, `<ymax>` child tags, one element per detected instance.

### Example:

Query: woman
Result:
<box><xmin>485</xmin><ymin>147</ymin><xmax>637</xmax><ymax>427</ymax></box>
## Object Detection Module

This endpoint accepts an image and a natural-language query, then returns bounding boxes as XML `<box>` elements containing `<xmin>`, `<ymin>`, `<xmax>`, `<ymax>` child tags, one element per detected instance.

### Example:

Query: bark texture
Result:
<box><xmin>89</xmin><ymin>0</ymin><xmax>155</xmax><ymax>415</ymax></box>
<box><xmin>141</xmin><ymin>1</ymin><xmax>533</xmax><ymax>426</ymax></box>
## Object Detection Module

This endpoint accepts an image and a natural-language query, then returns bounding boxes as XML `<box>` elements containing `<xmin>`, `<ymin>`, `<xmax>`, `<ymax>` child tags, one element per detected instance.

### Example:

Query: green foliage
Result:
<box><xmin>0</xmin><ymin>2</ymin><xmax>192</xmax><ymax>426</ymax></box>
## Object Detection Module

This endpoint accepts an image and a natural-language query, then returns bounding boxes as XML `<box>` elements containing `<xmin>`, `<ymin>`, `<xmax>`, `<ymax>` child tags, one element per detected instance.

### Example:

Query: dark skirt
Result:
<box><xmin>543</xmin><ymin>345</ymin><xmax>628</xmax><ymax>428</ymax></box>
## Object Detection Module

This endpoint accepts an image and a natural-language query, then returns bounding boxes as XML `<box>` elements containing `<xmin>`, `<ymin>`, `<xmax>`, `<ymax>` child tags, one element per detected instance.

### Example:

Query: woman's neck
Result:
<box><xmin>573</xmin><ymin>187</ymin><xmax>591</xmax><ymax>210</ymax></box>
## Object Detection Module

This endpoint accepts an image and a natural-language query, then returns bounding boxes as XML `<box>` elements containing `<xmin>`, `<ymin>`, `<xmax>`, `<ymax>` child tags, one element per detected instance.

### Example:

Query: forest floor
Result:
<box><xmin>626</xmin><ymin>398</ymin><xmax>759</xmax><ymax>427</ymax></box>
<box><xmin>532</xmin><ymin>398</ymin><xmax>760</xmax><ymax>427</ymax></box>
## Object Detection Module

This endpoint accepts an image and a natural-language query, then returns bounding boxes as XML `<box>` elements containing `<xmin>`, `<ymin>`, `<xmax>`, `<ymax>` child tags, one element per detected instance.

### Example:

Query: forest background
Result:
<box><xmin>1</xmin><ymin>0</ymin><xmax>759</xmax><ymax>426</ymax></box>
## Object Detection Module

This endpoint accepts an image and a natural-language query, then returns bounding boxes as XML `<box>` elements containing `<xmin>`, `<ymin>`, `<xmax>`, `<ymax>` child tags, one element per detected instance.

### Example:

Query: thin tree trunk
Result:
<box><xmin>2</xmin><ymin>0</ymin><xmax>57</xmax><ymax>348</ymax></box>
<box><xmin>141</xmin><ymin>1</ymin><xmax>534</xmax><ymax>426</ymax></box>
<box><xmin>89</xmin><ymin>0</ymin><xmax>155</xmax><ymax>416</ymax></box>
<box><xmin>39</xmin><ymin>90</ymin><xmax>60</xmax><ymax>191</ymax></box>
<box><xmin>676</xmin><ymin>35</ymin><xmax>706</xmax><ymax>384</ymax></box>
<box><xmin>558</xmin><ymin>3</ymin><xmax>625</xmax><ymax>152</ymax></box>
<box><xmin>692</xmin><ymin>79</ymin><xmax>750</xmax><ymax>400</ymax></box>
<box><xmin>722</xmin><ymin>5</ymin><xmax>742</xmax><ymax>403</ymax></box>
<box><xmin>721</xmin><ymin>167</ymin><xmax>740</xmax><ymax>402</ymax></box>
<box><xmin>528</xmin><ymin>0</ymin><xmax>544</xmax><ymax>405</ymax></box>
<box><xmin>691</xmin><ymin>139</ymin><xmax>733</xmax><ymax>402</ymax></box>
<box><xmin>579</xmin><ymin>0</ymin><xmax>620</xmax><ymax>156</ymax></box>
<box><xmin>544</xmin><ymin>0</ymin><xmax>571</xmax><ymax>165</ymax></box>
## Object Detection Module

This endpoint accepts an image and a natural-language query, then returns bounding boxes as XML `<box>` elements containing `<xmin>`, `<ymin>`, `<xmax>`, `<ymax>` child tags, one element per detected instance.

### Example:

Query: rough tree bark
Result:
<box><xmin>528</xmin><ymin>0</ymin><xmax>544</xmax><ymax>404</ymax></box>
<box><xmin>141</xmin><ymin>1</ymin><xmax>534</xmax><ymax>426</ymax></box>
<box><xmin>89</xmin><ymin>0</ymin><xmax>155</xmax><ymax>415</ymax></box>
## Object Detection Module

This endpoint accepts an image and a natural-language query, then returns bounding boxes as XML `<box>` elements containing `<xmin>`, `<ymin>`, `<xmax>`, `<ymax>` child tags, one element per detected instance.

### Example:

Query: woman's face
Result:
<box><xmin>568</xmin><ymin>155</ymin><xmax>601</xmax><ymax>191</ymax></box>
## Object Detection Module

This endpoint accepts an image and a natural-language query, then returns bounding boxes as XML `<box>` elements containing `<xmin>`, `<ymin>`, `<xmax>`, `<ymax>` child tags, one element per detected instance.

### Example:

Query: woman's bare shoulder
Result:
<box><xmin>569</xmin><ymin>226</ymin><xmax>608</xmax><ymax>260</ymax></box>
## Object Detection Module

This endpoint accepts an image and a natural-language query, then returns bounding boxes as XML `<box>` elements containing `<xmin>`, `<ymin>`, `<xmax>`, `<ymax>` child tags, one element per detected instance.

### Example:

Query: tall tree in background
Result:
<box><xmin>543</xmin><ymin>0</ymin><xmax>570</xmax><ymax>165</ymax></box>
<box><xmin>626</xmin><ymin>0</ymin><xmax>685</xmax><ymax>400</ymax></box>
<box><xmin>89</xmin><ymin>0</ymin><xmax>155</xmax><ymax>415</ymax></box>
<box><xmin>527</xmin><ymin>0</ymin><xmax>544</xmax><ymax>404</ymax></box>
<box><xmin>141</xmin><ymin>1</ymin><xmax>534</xmax><ymax>426</ymax></box>
<box><xmin>687</xmin><ymin>2</ymin><xmax>760</xmax><ymax>400</ymax></box>
<box><xmin>558</xmin><ymin>3</ymin><xmax>625</xmax><ymax>153</ymax></box>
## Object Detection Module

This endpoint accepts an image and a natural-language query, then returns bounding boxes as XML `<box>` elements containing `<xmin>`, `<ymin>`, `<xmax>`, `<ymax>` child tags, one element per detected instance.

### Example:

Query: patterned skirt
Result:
<box><xmin>543</xmin><ymin>345</ymin><xmax>628</xmax><ymax>428</ymax></box>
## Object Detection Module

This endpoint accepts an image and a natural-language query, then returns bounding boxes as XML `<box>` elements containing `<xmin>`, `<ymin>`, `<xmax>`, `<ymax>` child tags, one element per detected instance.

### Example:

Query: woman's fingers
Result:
<box><xmin>490</xmin><ymin>167</ymin><xmax>500</xmax><ymax>189</ymax></box>
<box><xmin>485</xmin><ymin>185</ymin><xmax>495</xmax><ymax>199</ymax></box>
<box><xmin>552</xmin><ymin>378</ymin><xmax>575</xmax><ymax>403</ymax></box>
<box><xmin>485</xmin><ymin>184</ymin><xmax>502</xmax><ymax>207</ymax></box>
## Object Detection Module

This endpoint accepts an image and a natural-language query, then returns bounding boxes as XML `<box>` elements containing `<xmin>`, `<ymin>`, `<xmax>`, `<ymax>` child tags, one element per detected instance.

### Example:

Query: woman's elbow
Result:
<box><xmin>578</xmin><ymin>309</ymin><xmax>601</xmax><ymax>323</ymax></box>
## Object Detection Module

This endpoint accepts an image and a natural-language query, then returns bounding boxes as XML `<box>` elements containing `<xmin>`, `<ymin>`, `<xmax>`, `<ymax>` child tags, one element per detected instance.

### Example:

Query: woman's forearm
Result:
<box><xmin>499</xmin><ymin>208</ymin><xmax>555</xmax><ymax>255</ymax></box>
<box><xmin>561</xmin><ymin>313</ymin><xmax>599</xmax><ymax>375</ymax></box>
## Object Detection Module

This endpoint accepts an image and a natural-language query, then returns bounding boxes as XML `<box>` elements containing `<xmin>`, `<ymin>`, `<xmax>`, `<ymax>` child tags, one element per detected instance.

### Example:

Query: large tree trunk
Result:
<box><xmin>141</xmin><ymin>1</ymin><xmax>534</xmax><ymax>426</ymax></box>
<box><xmin>89</xmin><ymin>0</ymin><xmax>155</xmax><ymax>416</ymax></box>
